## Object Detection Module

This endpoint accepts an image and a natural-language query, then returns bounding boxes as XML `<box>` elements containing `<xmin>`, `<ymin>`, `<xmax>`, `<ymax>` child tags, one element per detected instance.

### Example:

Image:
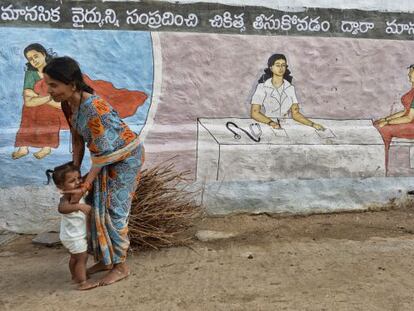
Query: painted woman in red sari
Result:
<box><xmin>12</xmin><ymin>43</ymin><xmax>65</xmax><ymax>159</ymax></box>
<box><xmin>374</xmin><ymin>65</ymin><xmax>414</xmax><ymax>173</ymax></box>
<box><xmin>12</xmin><ymin>43</ymin><xmax>148</xmax><ymax>160</ymax></box>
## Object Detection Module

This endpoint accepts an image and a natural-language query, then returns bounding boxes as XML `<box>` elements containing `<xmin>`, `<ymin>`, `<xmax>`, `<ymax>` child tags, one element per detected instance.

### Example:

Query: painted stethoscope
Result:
<box><xmin>226</xmin><ymin>121</ymin><xmax>262</xmax><ymax>142</ymax></box>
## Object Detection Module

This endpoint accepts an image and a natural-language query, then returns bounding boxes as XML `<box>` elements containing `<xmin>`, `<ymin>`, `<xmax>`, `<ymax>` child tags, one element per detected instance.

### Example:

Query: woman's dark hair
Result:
<box><xmin>24</xmin><ymin>43</ymin><xmax>55</xmax><ymax>72</ymax></box>
<box><xmin>258</xmin><ymin>53</ymin><xmax>293</xmax><ymax>83</ymax></box>
<box><xmin>43</xmin><ymin>56</ymin><xmax>94</xmax><ymax>93</ymax></box>
<box><xmin>45</xmin><ymin>161</ymin><xmax>78</xmax><ymax>187</ymax></box>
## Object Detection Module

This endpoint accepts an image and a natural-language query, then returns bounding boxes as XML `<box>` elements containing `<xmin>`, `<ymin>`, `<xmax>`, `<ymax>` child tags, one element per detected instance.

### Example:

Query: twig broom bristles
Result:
<box><xmin>129</xmin><ymin>161</ymin><xmax>201</xmax><ymax>250</ymax></box>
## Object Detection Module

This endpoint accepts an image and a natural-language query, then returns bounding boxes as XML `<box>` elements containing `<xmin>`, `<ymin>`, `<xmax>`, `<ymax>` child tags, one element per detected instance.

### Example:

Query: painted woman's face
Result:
<box><xmin>270</xmin><ymin>59</ymin><xmax>287</xmax><ymax>78</ymax></box>
<box><xmin>44</xmin><ymin>73</ymin><xmax>74</xmax><ymax>102</ymax></box>
<box><xmin>25</xmin><ymin>50</ymin><xmax>46</xmax><ymax>70</ymax></box>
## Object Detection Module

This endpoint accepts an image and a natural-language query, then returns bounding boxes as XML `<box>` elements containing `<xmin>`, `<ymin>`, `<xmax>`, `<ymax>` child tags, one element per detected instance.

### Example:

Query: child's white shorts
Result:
<box><xmin>61</xmin><ymin>238</ymin><xmax>87</xmax><ymax>254</ymax></box>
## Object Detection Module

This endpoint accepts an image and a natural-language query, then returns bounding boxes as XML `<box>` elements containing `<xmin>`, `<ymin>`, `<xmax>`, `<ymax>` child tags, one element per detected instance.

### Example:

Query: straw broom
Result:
<box><xmin>129</xmin><ymin>161</ymin><xmax>201</xmax><ymax>250</ymax></box>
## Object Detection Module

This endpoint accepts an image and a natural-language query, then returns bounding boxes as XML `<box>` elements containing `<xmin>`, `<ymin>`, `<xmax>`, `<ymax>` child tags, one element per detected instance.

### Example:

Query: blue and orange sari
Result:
<box><xmin>71</xmin><ymin>96</ymin><xmax>144</xmax><ymax>265</ymax></box>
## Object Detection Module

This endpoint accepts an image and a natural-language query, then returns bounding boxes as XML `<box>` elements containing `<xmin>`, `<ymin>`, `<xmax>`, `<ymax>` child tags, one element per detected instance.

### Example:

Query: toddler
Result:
<box><xmin>46</xmin><ymin>161</ymin><xmax>97</xmax><ymax>290</ymax></box>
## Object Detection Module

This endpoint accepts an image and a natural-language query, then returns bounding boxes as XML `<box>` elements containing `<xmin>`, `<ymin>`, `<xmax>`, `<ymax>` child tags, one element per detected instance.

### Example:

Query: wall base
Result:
<box><xmin>201</xmin><ymin>177</ymin><xmax>414</xmax><ymax>215</ymax></box>
<box><xmin>1</xmin><ymin>177</ymin><xmax>413</xmax><ymax>234</ymax></box>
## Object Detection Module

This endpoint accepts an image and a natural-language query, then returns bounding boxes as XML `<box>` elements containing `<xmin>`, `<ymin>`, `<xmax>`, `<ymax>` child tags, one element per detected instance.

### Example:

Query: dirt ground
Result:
<box><xmin>2</xmin><ymin>206</ymin><xmax>414</xmax><ymax>311</ymax></box>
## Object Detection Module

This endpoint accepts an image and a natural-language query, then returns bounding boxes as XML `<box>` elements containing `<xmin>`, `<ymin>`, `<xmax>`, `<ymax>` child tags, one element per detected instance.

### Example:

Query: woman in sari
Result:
<box><xmin>374</xmin><ymin>65</ymin><xmax>414</xmax><ymax>173</ymax></box>
<box><xmin>44</xmin><ymin>56</ymin><xmax>145</xmax><ymax>287</ymax></box>
<box><xmin>13</xmin><ymin>43</ymin><xmax>147</xmax><ymax>160</ymax></box>
<box><xmin>12</xmin><ymin>43</ymin><xmax>66</xmax><ymax>159</ymax></box>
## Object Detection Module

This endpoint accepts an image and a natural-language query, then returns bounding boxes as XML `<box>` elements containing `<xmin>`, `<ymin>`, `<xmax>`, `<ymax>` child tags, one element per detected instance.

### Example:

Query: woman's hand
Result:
<box><xmin>268</xmin><ymin>121</ymin><xmax>280</xmax><ymax>129</ymax></box>
<box><xmin>377</xmin><ymin>120</ymin><xmax>388</xmax><ymax>128</ymax></box>
<box><xmin>373</xmin><ymin>118</ymin><xmax>386</xmax><ymax>126</ymax></box>
<box><xmin>312</xmin><ymin>123</ymin><xmax>325</xmax><ymax>131</ymax></box>
<box><xmin>47</xmin><ymin>98</ymin><xmax>62</xmax><ymax>109</ymax></box>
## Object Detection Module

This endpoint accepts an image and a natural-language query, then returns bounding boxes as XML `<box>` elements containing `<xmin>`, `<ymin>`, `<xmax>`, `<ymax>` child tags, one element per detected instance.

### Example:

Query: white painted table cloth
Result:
<box><xmin>196</xmin><ymin>118</ymin><xmax>385</xmax><ymax>181</ymax></box>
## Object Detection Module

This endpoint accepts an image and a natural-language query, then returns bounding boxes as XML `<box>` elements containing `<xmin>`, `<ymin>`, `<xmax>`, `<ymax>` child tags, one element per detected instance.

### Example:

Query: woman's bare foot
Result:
<box><xmin>12</xmin><ymin>147</ymin><xmax>29</xmax><ymax>159</ymax></box>
<box><xmin>77</xmin><ymin>280</ymin><xmax>99</xmax><ymax>291</ymax></box>
<box><xmin>99</xmin><ymin>263</ymin><xmax>130</xmax><ymax>286</ymax></box>
<box><xmin>33</xmin><ymin>147</ymin><xmax>51</xmax><ymax>159</ymax></box>
<box><xmin>86</xmin><ymin>262</ymin><xmax>113</xmax><ymax>276</ymax></box>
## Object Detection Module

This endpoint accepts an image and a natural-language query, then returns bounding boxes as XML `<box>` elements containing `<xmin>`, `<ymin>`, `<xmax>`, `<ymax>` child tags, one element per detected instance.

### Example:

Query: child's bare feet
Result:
<box><xmin>99</xmin><ymin>264</ymin><xmax>130</xmax><ymax>286</ymax></box>
<box><xmin>77</xmin><ymin>280</ymin><xmax>99</xmax><ymax>291</ymax></box>
<box><xmin>87</xmin><ymin>262</ymin><xmax>113</xmax><ymax>275</ymax></box>
<box><xmin>72</xmin><ymin>275</ymin><xmax>90</xmax><ymax>284</ymax></box>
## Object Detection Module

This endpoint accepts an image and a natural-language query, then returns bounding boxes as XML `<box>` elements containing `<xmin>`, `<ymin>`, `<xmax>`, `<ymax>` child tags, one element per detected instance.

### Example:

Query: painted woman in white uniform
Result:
<box><xmin>251</xmin><ymin>53</ymin><xmax>324</xmax><ymax>130</ymax></box>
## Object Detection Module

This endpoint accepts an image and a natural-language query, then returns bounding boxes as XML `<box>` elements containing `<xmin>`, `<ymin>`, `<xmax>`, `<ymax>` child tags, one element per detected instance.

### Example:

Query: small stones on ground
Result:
<box><xmin>195</xmin><ymin>230</ymin><xmax>237</xmax><ymax>242</ymax></box>
<box><xmin>241</xmin><ymin>251</ymin><xmax>254</xmax><ymax>259</ymax></box>
<box><xmin>0</xmin><ymin>251</ymin><xmax>16</xmax><ymax>257</ymax></box>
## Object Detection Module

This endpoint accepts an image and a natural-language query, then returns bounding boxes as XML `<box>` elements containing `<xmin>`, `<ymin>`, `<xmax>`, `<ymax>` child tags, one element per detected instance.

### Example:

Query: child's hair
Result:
<box><xmin>45</xmin><ymin>161</ymin><xmax>78</xmax><ymax>187</ymax></box>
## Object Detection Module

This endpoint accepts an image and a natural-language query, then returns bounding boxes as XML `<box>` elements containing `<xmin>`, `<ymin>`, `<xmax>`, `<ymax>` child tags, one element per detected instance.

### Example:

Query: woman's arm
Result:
<box><xmin>23</xmin><ymin>89</ymin><xmax>61</xmax><ymax>109</ymax></box>
<box><xmin>72</xmin><ymin>130</ymin><xmax>85</xmax><ymax>168</ymax></box>
<box><xmin>23</xmin><ymin>89</ymin><xmax>51</xmax><ymax>107</ymax></box>
<box><xmin>46</xmin><ymin>100</ymin><xmax>62</xmax><ymax>109</ymax></box>
<box><xmin>83</xmin><ymin>166</ymin><xmax>102</xmax><ymax>186</ymax></box>
<box><xmin>251</xmin><ymin>104</ymin><xmax>280</xmax><ymax>128</ymax></box>
<box><xmin>60</xmin><ymin>101</ymin><xmax>84</xmax><ymax>168</ymax></box>
<box><xmin>378</xmin><ymin>108</ymin><xmax>414</xmax><ymax>127</ymax></box>
<box><xmin>374</xmin><ymin>110</ymin><xmax>406</xmax><ymax>124</ymax></box>
<box><xmin>386</xmin><ymin>110</ymin><xmax>406</xmax><ymax>120</ymax></box>
<box><xmin>291</xmin><ymin>103</ymin><xmax>324</xmax><ymax>130</ymax></box>
<box><xmin>251</xmin><ymin>83</ymin><xmax>280</xmax><ymax>128</ymax></box>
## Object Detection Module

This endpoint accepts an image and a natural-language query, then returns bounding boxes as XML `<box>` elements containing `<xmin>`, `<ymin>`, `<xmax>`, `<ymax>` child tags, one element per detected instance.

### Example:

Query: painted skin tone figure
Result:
<box><xmin>12</xmin><ymin>45</ymin><xmax>62</xmax><ymax>159</ymax></box>
<box><xmin>251</xmin><ymin>54</ymin><xmax>325</xmax><ymax>131</ymax></box>
<box><xmin>373</xmin><ymin>65</ymin><xmax>414</xmax><ymax>173</ymax></box>
<box><xmin>374</xmin><ymin>66</ymin><xmax>414</xmax><ymax>128</ymax></box>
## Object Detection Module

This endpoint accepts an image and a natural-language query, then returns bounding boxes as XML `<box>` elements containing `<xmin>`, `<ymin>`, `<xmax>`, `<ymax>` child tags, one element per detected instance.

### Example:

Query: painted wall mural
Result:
<box><xmin>13</xmin><ymin>42</ymin><xmax>147</xmax><ymax>160</ymax></box>
<box><xmin>0</xmin><ymin>26</ymin><xmax>154</xmax><ymax>186</ymax></box>
<box><xmin>2</xmin><ymin>0</ymin><xmax>414</xmax><ymax>191</ymax></box>
<box><xmin>155</xmin><ymin>32</ymin><xmax>414</xmax><ymax>182</ymax></box>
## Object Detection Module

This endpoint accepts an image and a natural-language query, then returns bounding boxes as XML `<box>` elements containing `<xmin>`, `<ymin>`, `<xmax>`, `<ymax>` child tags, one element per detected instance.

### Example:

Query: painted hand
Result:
<box><xmin>373</xmin><ymin>118</ymin><xmax>386</xmax><ymax>125</ymax></box>
<box><xmin>313</xmin><ymin>123</ymin><xmax>325</xmax><ymax>131</ymax></box>
<box><xmin>269</xmin><ymin>121</ymin><xmax>280</xmax><ymax>129</ymax></box>
<box><xmin>377</xmin><ymin>120</ymin><xmax>388</xmax><ymax>128</ymax></box>
<box><xmin>47</xmin><ymin>100</ymin><xmax>62</xmax><ymax>109</ymax></box>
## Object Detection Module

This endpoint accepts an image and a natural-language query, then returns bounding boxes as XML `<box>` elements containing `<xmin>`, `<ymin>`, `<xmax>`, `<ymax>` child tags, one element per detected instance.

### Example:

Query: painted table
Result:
<box><xmin>196</xmin><ymin>118</ymin><xmax>385</xmax><ymax>181</ymax></box>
